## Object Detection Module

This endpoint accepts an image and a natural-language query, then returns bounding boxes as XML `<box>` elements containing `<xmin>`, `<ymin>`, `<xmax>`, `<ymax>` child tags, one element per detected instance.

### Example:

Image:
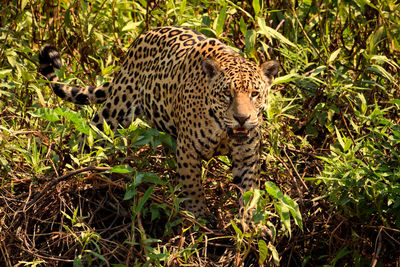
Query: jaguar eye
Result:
<box><xmin>251</xmin><ymin>91</ymin><xmax>260</xmax><ymax>97</ymax></box>
<box><xmin>223</xmin><ymin>88</ymin><xmax>231</xmax><ymax>97</ymax></box>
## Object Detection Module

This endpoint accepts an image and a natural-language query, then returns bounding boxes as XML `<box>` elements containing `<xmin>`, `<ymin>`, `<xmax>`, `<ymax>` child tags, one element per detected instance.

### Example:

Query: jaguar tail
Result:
<box><xmin>39</xmin><ymin>45</ymin><xmax>109</xmax><ymax>105</ymax></box>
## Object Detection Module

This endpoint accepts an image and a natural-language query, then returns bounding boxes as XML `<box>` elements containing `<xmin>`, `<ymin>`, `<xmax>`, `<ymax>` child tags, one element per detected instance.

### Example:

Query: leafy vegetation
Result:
<box><xmin>1</xmin><ymin>0</ymin><xmax>399</xmax><ymax>266</ymax></box>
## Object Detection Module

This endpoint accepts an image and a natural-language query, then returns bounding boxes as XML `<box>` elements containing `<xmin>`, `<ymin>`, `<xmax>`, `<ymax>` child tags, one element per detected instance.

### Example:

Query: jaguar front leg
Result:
<box><xmin>230</xmin><ymin>129</ymin><xmax>262</xmax><ymax>232</ymax></box>
<box><xmin>176</xmin><ymin>138</ymin><xmax>209</xmax><ymax>219</ymax></box>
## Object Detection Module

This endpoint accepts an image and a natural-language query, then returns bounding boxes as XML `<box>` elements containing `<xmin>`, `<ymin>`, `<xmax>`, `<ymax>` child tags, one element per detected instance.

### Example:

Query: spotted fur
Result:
<box><xmin>39</xmin><ymin>26</ymin><xmax>279</xmax><ymax>229</ymax></box>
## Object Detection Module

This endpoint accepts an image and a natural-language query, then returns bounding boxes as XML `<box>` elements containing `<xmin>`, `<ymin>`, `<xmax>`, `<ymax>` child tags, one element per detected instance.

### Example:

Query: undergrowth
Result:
<box><xmin>1</xmin><ymin>0</ymin><xmax>399</xmax><ymax>266</ymax></box>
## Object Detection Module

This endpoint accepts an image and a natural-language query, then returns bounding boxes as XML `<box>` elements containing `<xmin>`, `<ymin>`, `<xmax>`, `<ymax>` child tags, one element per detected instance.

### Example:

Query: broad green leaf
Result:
<box><xmin>32</xmin><ymin>108</ymin><xmax>60</xmax><ymax>122</ymax></box>
<box><xmin>0</xmin><ymin>69</ymin><xmax>12</xmax><ymax>78</ymax></box>
<box><xmin>328</xmin><ymin>48</ymin><xmax>341</xmax><ymax>64</ymax></box>
<box><xmin>21</xmin><ymin>0</ymin><xmax>29</xmax><ymax>10</ymax></box>
<box><xmin>245</xmin><ymin>30</ymin><xmax>257</xmax><ymax>57</ymax></box>
<box><xmin>358</xmin><ymin>93</ymin><xmax>367</xmax><ymax>115</ymax></box>
<box><xmin>368</xmin><ymin>26</ymin><xmax>384</xmax><ymax>54</ymax></box>
<box><xmin>258</xmin><ymin>239</ymin><xmax>268</xmax><ymax>263</ymax></box>
<box><xmin>257</xmin><ymin>17</ymin><xmax>297</xmax><ymax>48</ymax></box>
<box><xmin>371</xmin><ymin>55</ymin><xmax>400</xmax><ymax>69</ymax></box>
<box><xmin>268</xmin><ymin>242</ymin><xmax>280</xmax><ymax>265</ymax></box>
<box><xmin>248</xmin><ymin>189</ymin><xmax>261</xmax><ymax>209</ymax></box>
<box><xmin>368</xmin><ymin>65</ymin><xmax>396</xmax><ymax>83</ymax></box>
<box><xmin>109</xmin><ymin>165</ymin><xmax>134</xmax><ymax>174</ymax></box>
<box><xmin>231</xmin><ymin>220</ymin><xmax>243</xmax><ymax>236</ymax></box>
<box><xmin>330</xmin><ymin>246</ymin><xmax>351</xmax><ymax>266</ymax></box>
<box><xmin>122</xmin><ymin>21</ymin><xmax>142</xmax><ymax>32</ymax></box>
<box><xmin>284</xmin><ymin>195</ymin><xmax>303</xmax><ymax>230</ymax></box>
<box><xmin>179</xmin><ymin>0</ymin><xmax>187</xmax><ymax>15</ymax></box>
<box><xmin>73</xmin><ymin>257</ymin><xmax>84</xmax><ymax>267</ymax></box>
<box><xmin>253</xmin><ymin>0</ymin><xmax>261</xmax><ymax>17</ymax></box>
<box><xmin>30</xmin><ymin>84</ymin><xmax>46</xmax><ymax>107</ymax></box>
<box><xmin>141</xmin><ymin>172</ymin><xmax>163</xmax><ymax>185</ymax></box>
<box><xmin>273</xmin><ymin>73</ymin><xmax>300</xmax><ymax>84</ymax></box>
<box><xmin>84</xmin><ymin>250</ymin><xmax>109</xmax><ymax>264</ymax></box>
<box><xmin>239</xmin><ymin>16</ymin><xmax>247</xmax><ymax>36</ymax></box>
<box><xmin>275</xmin><ymin>201</ymin><xmax>291</xmax><ymax>235</ymax></box>
<box><xmin>134</xmin><ymin>185</ymin><xmax>155</xmax><ymax>218</ymax></box>
<box><xmin>123</xmin><ymin>184</ymin><xmax>136</xmax><ymax>200</ymax></box>
<box><xmin>215</xmin><ymin>4</ymin><xmax>227</xmax><ymax>36</ymax></box>
<box><xmin>335</xmin><ymin>126</ymin><xmax>345</xmax><ymax>151</ymax></box>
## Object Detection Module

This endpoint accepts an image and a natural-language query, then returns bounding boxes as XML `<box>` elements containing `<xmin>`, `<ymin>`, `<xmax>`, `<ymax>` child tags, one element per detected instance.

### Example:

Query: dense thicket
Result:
<box><xmin>1</xmin><ymin>0</ymin><xmax>399</xmax><ymax>266</ymax></box>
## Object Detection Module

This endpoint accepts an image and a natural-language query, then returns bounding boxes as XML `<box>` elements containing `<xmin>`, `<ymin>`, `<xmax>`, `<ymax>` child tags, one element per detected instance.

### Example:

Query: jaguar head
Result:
<box><xmin>202</xmin><ymin>56</ymin><xmax>279</xmax><ymax>140</ymax></box>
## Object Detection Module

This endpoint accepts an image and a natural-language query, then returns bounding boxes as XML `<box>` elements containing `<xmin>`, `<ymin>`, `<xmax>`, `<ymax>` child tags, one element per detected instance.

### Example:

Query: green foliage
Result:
<box><xmin>1</xmin><ymin>0</ymin><xmax>400</xmax><ymax>266</ymax></box>
<box><xmin>62</xmin><ymin>207</ymin><xmax>108</xmax><ymax>266</ymax></box>
<box><xmin>318</xmin><ymin>102</ymin><xmax>400</xmax><ymax>226</ymax></box>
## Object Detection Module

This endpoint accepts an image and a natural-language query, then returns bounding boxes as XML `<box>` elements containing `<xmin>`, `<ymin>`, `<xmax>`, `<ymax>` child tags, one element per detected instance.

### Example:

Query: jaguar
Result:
<box><xmin>39</xmin><ymin>26</ymin><xmax>279</xmax><ymax>230</ymax></box>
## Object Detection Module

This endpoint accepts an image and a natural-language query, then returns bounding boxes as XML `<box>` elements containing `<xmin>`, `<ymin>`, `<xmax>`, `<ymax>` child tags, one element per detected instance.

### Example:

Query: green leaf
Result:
<box><xmin>335</xmin><ymin>126</ymin><xmax>345</xmax><ymax>150</ymax></box>
<box><xmin>264</xmin><ymin>181</ymin><xmax>280</xmax><ymax>198</ymax></box>
<box><xmin>73</xmin><ymin>257</ymin><xmax>84</xmax><ymax>267</ymax></box>
<box><xmin>123</xmin><ymin>184</ymin><xmax>136</xmax><ymax>201</ymax></box>
<box><xmin>358</xmin><ymin>93</ymin><xmax>367</xmax><ymax>115</ymax></box>
<box><xmin>109</xmin><ymin>165</ymin><xmax>134</xmax><ymax>174</ymax></box>
<box><xmin>134</xmin><ymin>185</ymin><xmax>155</xmax><ymax>218</ymax></box>
<box><xmin>215</xmin><ymin>4</ymin><xmax>227</xmax><ymax>36</ymax></box>
<box><xmin>0</xmin><ymin>69</ymin><xmax>12</xmax><ymax>79</ymax></box>
<box><xmin>245</xmin><ymin>30</ymin><xmax>257</xmax><ymax>58</ymax></box>
<box><xmin>65</xmin><ymin>9</ymin><xmax>71</xmax><ymax>28</ymax></box>
<box><xmin>328</xmin><ymin>48</ymin><xmax>341</xmax><ymax>64</ymax></box>
<box><xmin>122</xmin><ymin>21</ymin><xmax>142</xmax><ymax>32</ymax></box>
<box><xmin>179</xmin><ymin>0</ymin><xmax>187</xmax><ymax>15</ymax></box>
<box><xmin>252</xmin><ymin>0</ymin><xmax>261</xmax><ymax>17</ymax></box>
<box><xmin>32</xmin><ymin>108</ymin><xmax>60</xmax><ymax>122</ymax></box>
<box><xmin>30</xmin><ymin>84</ymin><xmax>46</xmax><ymax>107</ymax></box>
<box><xmin>330</xmin><ymin>246</ymin><xmax>351</xmax><ymax>266</ymax></box>
<box><xmin>231</xmin><ymin>220</ymin><xmax>243</xmax><ymax>236</ymax></box>
<box><xmin>284</xmin><ymin>195</ymin><xmax>303</xmax><ymax>230</ymax></box>
<box><xmin>142</xmin><ymin>172</ymin><xmax>164</xmax><ymax>185</ymax></box>
<box><xmin>268</xmin><ymin>242</ymin><xmax>280</xmax><ymax>265</ymax></box>
<box><xmin>21</xmin><ymin>0</ymin><xmax>29</xmax><ymax>10</ymax></box>
<box><xmin>239</xmin><ymin>17</ymin><xmax>247</xmax><ymax>36</ymax></box>
<box><xmin>275</xmin><ymin>201</ymin><xmax>291</xmax><ymax>235</ymax></box>
<box><xmin>159</xmin><ymin>133</ymin><xmax>176</xmax><ymax>151</ymax></box>
<box><xmin>273</xmin><ymin>73</ymin><xmax>300</xmax><ymax>84</ymax></box>
<box><xmin>258</xmin><ymin>239</ymin><xmax>268</xmax><ymax>263</ymax></box>
<box><xmin>134</xmin><ymin>172</ymin><xmax>163</xmax><ymax>186</ymax></box>
<box><xmin>257</xmin><ymin>17</ymin><xmax>297</xmax><ymax>48</ymax></box>
<box><xmin>84</xmin><ymin>250</ymin><xmax>109</xmax><ymax>264</ymax></box>
<box><xmin>265</xmin><ymin>182</ymin><xmax>302</xmax><ymax>234</ymax></box>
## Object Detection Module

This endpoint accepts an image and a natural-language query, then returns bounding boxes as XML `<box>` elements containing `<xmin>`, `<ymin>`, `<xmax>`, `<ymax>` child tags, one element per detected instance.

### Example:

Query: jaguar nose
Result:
<box><xmin>233</xmin><ymin>114</ymin><xmax>250</xmax><ymax>126</ymax></box>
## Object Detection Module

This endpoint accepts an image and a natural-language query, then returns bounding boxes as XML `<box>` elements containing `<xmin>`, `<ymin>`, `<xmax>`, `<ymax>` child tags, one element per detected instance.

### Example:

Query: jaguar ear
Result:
<box><xmin>260</xmin><ymin>60</ymin><xmax>279</xmax><ymax>78</ymax></box>
<box><xmin>202</xmin><ymin>58</ymin><xmax>220</xmax><ymax>79</ymax></box>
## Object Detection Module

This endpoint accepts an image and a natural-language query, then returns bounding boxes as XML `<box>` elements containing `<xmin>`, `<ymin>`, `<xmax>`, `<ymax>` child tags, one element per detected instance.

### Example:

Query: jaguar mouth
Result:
<box><xmin>228</xmin><ymin>127</ymin><xmax>250</xmax><ymax>138</ymax></box>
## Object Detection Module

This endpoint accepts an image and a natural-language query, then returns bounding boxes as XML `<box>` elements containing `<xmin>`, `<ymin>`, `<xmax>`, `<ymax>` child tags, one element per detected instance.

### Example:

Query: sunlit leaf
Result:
<box><xmin>215</xmin><ymin>4</ymin><xmax>227</xmax><ymax>36</ymax></box>
<box><xmin>258</xmin><ymin>239</ymin><xmax>268</xmax><ymax>263</ymax></box>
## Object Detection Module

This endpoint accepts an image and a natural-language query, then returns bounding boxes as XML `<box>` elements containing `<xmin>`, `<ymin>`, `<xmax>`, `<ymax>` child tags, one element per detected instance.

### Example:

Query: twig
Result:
<box><xmin>191</xmin><ymin>234</ymin><xmax>203</xmax><ymax>266</ymax></box>
<box><xmin>283</xmin><ymin>148</ymin><xmax>309</xmax><ymax>191</ymax></box>
<box><xmin>0</xmin><ymin>239</ymin><xmax>12</xmax><ymax>267</ymax></box>
<box><xmin>329</xmin><ymin>220</ymin><xmax>344</xmax><ymax>257</ymax></box>
<box><xmin>382</xmin><ymin>228</ymin><xmax>400</xmax><ymax>246</ymax></box>
<box><xmin>274</xmin><ymin>152</ymin><xmax>303</xmax><ymax>199</ymax></box>
<box><xmin>371</xmin><ymin>227</ymin><xmax>383</xmax><ymax>267</ymax></box>
<box><xmin>21</xmin><ymin>166</ymin><xmax>111</xmax><ymax>214</ymax></box>
<box><xmin>289</xmin><ymin>3</ymin><xmax>323</xmax><ymax>62</ymax></box>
